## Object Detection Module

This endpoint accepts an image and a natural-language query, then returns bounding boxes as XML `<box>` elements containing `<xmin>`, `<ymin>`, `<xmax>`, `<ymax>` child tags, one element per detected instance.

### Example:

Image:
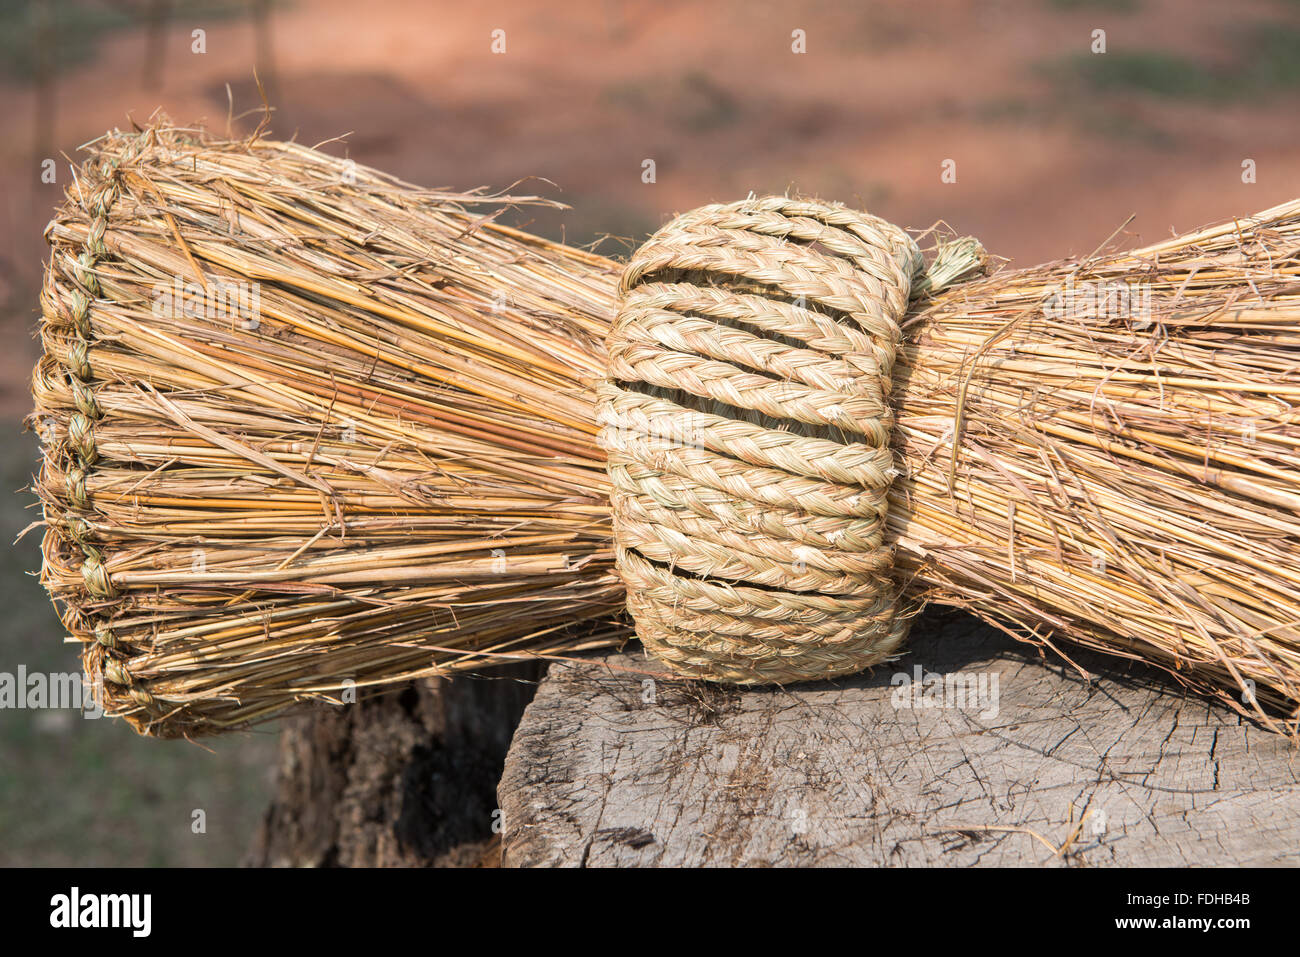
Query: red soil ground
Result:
<box><xmin>3</xmin><ymin>0</ymin><xmax>1299</xmax><ymax>422</ymax></box>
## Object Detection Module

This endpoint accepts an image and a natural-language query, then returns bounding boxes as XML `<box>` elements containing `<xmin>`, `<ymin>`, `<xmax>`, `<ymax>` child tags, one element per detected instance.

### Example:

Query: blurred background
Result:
<box><xmin>1</xmin><ymin>0</ymin><xmax>1298</xmax><ymax>865</ymax></box>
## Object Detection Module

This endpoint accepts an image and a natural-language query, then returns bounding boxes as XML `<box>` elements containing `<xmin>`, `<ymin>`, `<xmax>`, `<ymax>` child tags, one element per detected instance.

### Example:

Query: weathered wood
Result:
<box><xmin>499</xmin><ymin>611</ymin><xmax>1300</xmax><ymax>866</ymax></box>
<box><xmin>247</xmin><ymin>666</ymin><xmax>540</xmax><ymax>867</ymax></box>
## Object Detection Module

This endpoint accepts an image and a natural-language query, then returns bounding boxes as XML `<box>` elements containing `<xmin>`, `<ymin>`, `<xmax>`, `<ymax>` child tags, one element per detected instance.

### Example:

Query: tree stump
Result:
<box><xmin>498</xmin><ymin>611</ymin><xmax>1299</xmax><ymax>866</ymax></box>
<box><xmin>247</xmin><ymin>666</ymin><xmax>540</xmax><ymax>867</ymax></box>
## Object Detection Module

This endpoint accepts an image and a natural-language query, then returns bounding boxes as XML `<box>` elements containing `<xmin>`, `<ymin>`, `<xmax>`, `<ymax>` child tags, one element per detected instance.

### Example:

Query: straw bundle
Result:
<box><xmin>31</xmin><ymin>122</ymin><xmax>1300</xmax><ymax>737</ymax></box>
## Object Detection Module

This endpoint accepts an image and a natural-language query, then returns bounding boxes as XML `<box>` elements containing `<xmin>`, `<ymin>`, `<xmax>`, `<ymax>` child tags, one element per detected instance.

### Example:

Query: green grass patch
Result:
<box><xmin>1052</xmin><ymin>24</ymin><xmax>1300</xmax><ymax>103</ymax></box>
<box><xmin>0</xmin><ymin>0</ymin><xmax>269</xmax><ymax>83</ymax></box>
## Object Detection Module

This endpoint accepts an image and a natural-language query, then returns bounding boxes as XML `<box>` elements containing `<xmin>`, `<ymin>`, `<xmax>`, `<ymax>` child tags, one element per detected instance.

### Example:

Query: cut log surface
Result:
<box><xmin>498</xmin><ymin>612</ymin><xmax>1300</xmax><ymax>867</ymax></box>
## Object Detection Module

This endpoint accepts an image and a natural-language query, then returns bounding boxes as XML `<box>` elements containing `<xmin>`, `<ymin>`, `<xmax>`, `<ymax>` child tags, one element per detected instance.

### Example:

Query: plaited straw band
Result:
<box><xmin>40</xmin><ymin>132</ymin><xmax>159</xmax><ymax>712</ymax></box>
<box><xmin>598</xmin><ymin>196</ymin><xmax>980</xmax><ymax>684</ymax></box>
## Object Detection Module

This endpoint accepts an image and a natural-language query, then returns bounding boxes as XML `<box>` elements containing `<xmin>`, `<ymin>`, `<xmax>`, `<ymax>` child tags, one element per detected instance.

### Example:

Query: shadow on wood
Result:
<box><xmin>498</xmin><ymin>610</ymin><xmax>1298</xmax><ymax>866</ymax></box>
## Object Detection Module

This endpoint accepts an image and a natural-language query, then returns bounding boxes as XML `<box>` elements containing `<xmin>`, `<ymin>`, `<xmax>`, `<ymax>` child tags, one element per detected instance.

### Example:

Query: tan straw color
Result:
<box><xmin>30</xmin><ymin>123</ymin><xmax>1300</xmax><ymax>737</ymax></box>
<box><xmin>598</xmin><ymin>197</ymin><xmax>982</xmax><ymax>682</ymax></box>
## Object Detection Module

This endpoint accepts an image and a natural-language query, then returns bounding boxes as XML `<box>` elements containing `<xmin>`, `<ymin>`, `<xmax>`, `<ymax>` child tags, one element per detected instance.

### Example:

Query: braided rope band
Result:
<box><xmin>599</xmin><ymin>196</ymin><xmax>965</xmax><ymax>684</ymax></box>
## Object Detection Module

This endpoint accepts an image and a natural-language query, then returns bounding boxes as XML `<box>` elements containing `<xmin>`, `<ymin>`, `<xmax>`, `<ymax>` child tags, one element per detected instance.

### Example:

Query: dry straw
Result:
<box><xmin>31</xmin><ymin>121</ymin><xmax>1300</xmax><ymax>737</ymax></box>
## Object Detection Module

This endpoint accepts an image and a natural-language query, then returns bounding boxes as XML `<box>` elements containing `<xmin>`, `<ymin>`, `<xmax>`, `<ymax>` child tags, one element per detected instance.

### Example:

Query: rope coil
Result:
<box><xmin>599</xmin><ymin>196</ymin><xmax>979</xmax><ymax>683</ymax></box>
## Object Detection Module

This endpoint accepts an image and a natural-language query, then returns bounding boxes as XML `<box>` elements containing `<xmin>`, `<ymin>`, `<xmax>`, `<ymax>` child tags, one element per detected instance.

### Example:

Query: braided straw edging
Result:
<box><xmin>33</xmin><ymin>132</ymin><xmax>162</xmax><ymax>720</ymax></box>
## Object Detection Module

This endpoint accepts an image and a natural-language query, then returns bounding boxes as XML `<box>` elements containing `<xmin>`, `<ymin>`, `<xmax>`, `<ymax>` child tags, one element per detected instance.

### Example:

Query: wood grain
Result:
<box><xmin>499</xmin><ymin>612</ymin><xmax>1299</xmax><ymax>867</ymax></box>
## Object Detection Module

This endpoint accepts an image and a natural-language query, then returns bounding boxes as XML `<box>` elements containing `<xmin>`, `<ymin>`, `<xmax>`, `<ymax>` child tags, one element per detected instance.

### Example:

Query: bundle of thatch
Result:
<box><xmin>32</xmin><ymin>121</ymin><xmax>1300</xmax><ymax>737</ymax></box>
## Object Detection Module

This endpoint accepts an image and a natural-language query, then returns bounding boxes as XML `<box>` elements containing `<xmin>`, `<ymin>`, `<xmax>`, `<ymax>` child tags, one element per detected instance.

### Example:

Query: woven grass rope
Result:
<box><xmin>31</xmin><ymin>122</ymin><xmax>1300</xmax><ymax>737</ymax></box>
<box><xmin>598</xmin><ymin>197</ymin><xmax>982</xmax><ymax>683</ymax></box>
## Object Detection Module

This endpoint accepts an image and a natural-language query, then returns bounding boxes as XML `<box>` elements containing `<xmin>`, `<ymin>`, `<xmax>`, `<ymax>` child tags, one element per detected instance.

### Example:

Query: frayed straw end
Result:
<box><xmin>914</xmin><ymin>236</ymin><xmax>989</xmax><ymax>298</ymax></box>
